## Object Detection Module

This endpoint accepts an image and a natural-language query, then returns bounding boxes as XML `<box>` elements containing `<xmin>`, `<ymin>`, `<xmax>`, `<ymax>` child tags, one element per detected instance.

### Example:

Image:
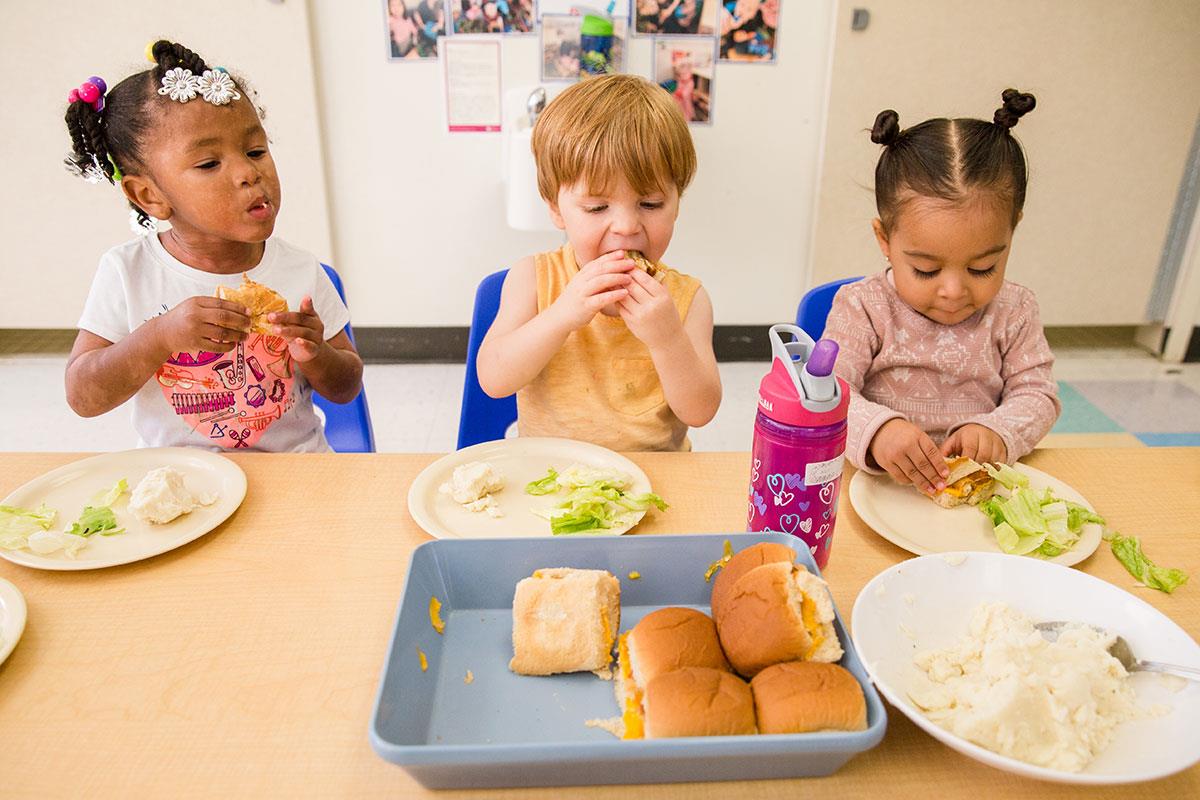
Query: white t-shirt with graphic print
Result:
<box><xmin>77</xmin><ymin>234</ymin><xmax>351</xmax><ymax>453</ymax></box>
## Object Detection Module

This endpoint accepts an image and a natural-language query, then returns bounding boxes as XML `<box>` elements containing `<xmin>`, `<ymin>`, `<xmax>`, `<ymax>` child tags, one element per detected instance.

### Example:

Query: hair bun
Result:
<box><xmin>994</xmin><ymin>89</ymin><xmax>1036</xmax><ymax>130</ymax></box>
<box><xmin>871</xmin><ymin>110</ymin><xmax>901</xmax><ymax>145</ymax></box>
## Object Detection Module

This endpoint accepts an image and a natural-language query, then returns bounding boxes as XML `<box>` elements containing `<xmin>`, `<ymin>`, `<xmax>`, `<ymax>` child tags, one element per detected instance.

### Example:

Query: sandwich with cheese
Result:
<box><xmin>509</xmin><ymin>567</ymin><xmax>620</xmax><ymax>676</ymax></box>
<box><xmin>641</xmin><ymin>667</ymin><xmax>757</xmax><ymax>738</ymax></box>
<box><xmin>614</xmin><ymin>606</ymin><xmax>732</xmax><ymax>739</ymax></box>
<box><xmin>750</xmin><ymin>661</ymin><xmax>867</xmax><ymax>734</ymax></box>
<box><xmin>215</xmin><ymin>274</ymin><xmax>288</xmax><ymax>335</ymax></box>
<box><xmin>714</xmin><ymin>561</ymin><xmax>843</xmax><ymax>677</ymax></box>
<box><xmin>710</xmin><ymin>541</ymin><xmax>797</xmax><ymax>623</ymax></box>
<box><xmin>929</xmin><ymin>456</ymin><xmax>996</xmax><ymax>508</ymax></box>
<box><xmin>625</xmin><ymin>250</ymin><xmax>663</xmax><ymax>281</ymax></box>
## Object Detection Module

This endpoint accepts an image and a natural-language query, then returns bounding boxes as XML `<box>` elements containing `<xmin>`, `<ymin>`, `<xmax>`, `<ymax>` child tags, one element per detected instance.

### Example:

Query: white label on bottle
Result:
<box><xmin>805</xmin><ymin>454</ymin><xmax>844</xmax><ymax>487</ymax></box>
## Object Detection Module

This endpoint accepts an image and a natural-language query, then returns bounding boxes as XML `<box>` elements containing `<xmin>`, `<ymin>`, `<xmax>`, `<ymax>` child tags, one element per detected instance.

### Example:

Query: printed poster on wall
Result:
<box><xmin>441</xmin><ymin>38</ymin><xmax>503</xmax><ymax>132</ymax></box>
<box><xmin>634</xmin><ymin>0</ymin><xmax>719</xmax><ymax>36</ymax></box>
<box><xmin>450</xmin><ymin>0</ymin><xmax>536</xmax><ymax>33</ymax></box>
<box><xmin>383</xmin><ymin>0</ymin><xmax>445</xmax><ymax>60</ymax></box>
<box><xmin>719</xmin><ymin>0</ymin><xmax>780</xmax><ymax>62</ymax></box>
<box><xmin>540</xmin><ymin>13</ymin><xmax>628</xmax><ymax>81</ymax></box>
<box><xmin>653</xmin><ymin>36</ymin><xmax>717</xmax><ymax>125</ymax></box>
<box><xmin>536</xmin><ymin>0</ymin><xmax>632</xmax><ymax>22</ymax></box>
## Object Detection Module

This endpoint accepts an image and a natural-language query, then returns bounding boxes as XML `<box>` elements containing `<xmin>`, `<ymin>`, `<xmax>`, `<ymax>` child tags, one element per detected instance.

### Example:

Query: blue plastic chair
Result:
<box><xmin>795</xmin><ymin>276</ymin><xmax>863</xmax><ymax>340</ymax></box>
<box><xmin>457</xmin><ymin>269</ymin><xmax>517</xmax><ymax>449</ymax></box>
<box><xmin>312</xmin><ymin>263</ymin><xmax>376</xmax><ymax>453</ymax></box>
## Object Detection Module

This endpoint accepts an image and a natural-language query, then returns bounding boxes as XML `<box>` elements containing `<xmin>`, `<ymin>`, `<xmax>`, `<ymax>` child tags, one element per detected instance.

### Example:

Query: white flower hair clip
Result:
<box><xmin>130</xmin><ymin>209</ymin><xmax>158</xmax><ymax>236</ymax></box>
<box><xmin>158</xmin><ymin>66</ymin><xmax>241</xmax><ymax>106</ymax></box>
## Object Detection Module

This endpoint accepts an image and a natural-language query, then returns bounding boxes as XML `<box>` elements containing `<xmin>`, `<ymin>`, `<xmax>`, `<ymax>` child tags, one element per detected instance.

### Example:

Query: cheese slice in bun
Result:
<box><xmin>715</xmin><ymin>561</ymin><xmax>843</xmax><ymax>677</ymax></box>
<box><xmin>509</xmin><ymin>568</ymin><xmax>620</xmax><ymax>676</ymax></box>
<box><xmin>215</xmin><ymin>274</ymin><xmax>288</xmax><ymax>335</ymax></box>
<box><xmin>750</xmin><ymin>661</ymin><xmax>867</xmax><ymax>734</ymax></box>
<box><xmin>641</xmin><ymin>667</ymin><xmax>757</xmax><ymax>738</ymax></box>
<box><xmin>614</xmin><ymin>607</ymin><xmax>731</xmax><ymax>739</ymax></box>
<box><xmin>929</xmin><ymin>456</ymin><xmax>996</xmax><ymax>508</ymax></box>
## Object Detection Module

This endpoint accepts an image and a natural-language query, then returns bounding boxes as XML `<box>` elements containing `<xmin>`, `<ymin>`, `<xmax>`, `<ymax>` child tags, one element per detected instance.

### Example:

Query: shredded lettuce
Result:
<box><xmin>979</xmin><ymin>484</ymin><xmax>1104</xmax><ymax>558</ymax></box>
<box><xmin>525</xmin><ymin>464</ymin><xmax>667</xmax><ymax>534</ymax></box>
<box><xmin>0</xmin><ymin>503</ymin><xmax>58</xmax><ymax>551</ymax></box>
<box><xmin>983</xmin><ymin>463</ymin><xmax>1030</xmax><ymax>490</ymax></box>
<box><xmin>1110</xmin><ymin>532</ymin><xmax>1189</xmax><ymax>593</ymax></box>
<box><xmin>93</xmin><ymin>478</ymin><xmax>129</xmax><ymax>508</ymax></box>
<box><xmin>65</xmin><ymin>505</ymin><xmax>124</xmax><ymax>538</ymax></box>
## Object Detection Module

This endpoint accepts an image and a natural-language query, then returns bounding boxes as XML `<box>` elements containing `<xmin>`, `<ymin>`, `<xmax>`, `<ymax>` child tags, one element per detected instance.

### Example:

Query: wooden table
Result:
<box><xmin>0</xmin><ymin>449</ymin><xmax>1196</xmax><ymax>797</ymax></box>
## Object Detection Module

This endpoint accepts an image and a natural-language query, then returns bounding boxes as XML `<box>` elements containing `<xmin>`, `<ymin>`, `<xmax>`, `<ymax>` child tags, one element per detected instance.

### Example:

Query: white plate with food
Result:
<box><xmin>848</xmin><ymin>461</ymin><xmax>1102</xmax><ymax>567</ymax></box>
<box><xmin>0</xmin><ymin>578</ymin><xmax>27</xmax><ymax>666</ymax></box>
<box><xmin>407</xmin><ymin>437</ymin><xmax>661</xmax><ymax>539</ymax></box>
<box><xmin>851</xmin><ymin>553</ymin><xmax>1200</xmax><ymax>785</ymax></box>
<box><xmin>0</xmin><ymin>448</ymin><xmax>247</xmax><ymax>571</ymax></box>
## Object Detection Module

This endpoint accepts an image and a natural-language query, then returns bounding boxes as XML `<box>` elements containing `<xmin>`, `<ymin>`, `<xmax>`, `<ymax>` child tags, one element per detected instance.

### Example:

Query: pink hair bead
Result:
<box><xmin>87</xmin><ymin>76</ymin><xmax>107</xmax><ymax>94</ymax></box>
<box><xmin>77</xmin><ymin>82</ymin><xmax>100</xmax><ymax>103</ymax></box>
<box><xmin>68</xmin><ymin>88</ymin><xmax>80</xmax><ymax>104</ymax></box>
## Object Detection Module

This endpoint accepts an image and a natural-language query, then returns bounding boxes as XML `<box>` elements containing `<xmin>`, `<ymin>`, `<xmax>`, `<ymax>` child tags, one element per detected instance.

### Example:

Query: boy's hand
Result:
<box><xmin>156</xmin><ymin>297</ymin><xmax>250</xmax><ymax>355</ymax></box>
<box><xmin>269</xmin><ymin>296</ymin><xmax>327</xmax><ymax>363</ymax></box>
<box><xmin>618</xmin><ymin>267</ymin><xmax>682</xmax><ymax>350</ymax></box>
<box><xmin>942</xmin><ymin>423</ymin><xmax>1007</xmax><ymax>465</ymax></box>
<box><xmin>550</xmin><ymin>251</ymin><xmax>634</xmax><ymax>331</ymax></box>
<box><xmin>869</xmin><ymin>418</ymin><xmax>949</xmax><ymax>495</ymax></box>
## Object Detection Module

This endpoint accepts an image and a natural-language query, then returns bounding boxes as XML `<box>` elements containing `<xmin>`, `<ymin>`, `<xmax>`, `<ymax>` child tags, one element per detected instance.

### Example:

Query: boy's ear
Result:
<box><xmin>547</xmin><ymin>201</ymin><xmax>566</xmax><ymax>231</ymax></box>
<box><xmin>871</xmin><ymin>218</ymin><xmax>890</xmax><ymax>261</ymax></box>
<box><xmin>120</xmin><ymin>174</ymin><xmax>173</xmax><ymax>222</ymax></box>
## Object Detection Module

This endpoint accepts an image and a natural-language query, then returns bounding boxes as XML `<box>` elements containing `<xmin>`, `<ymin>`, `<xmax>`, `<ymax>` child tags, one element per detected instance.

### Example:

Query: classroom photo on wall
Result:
<box><xmin>384</xmin><ymin>0</ymin><xmax>445</xmax><ymax>60</ymax></box>
<box><xmin>635</xmin><ymin>0</ymin><xmax>719</xmax><ymax>36</ymax></box>
<box><xmin>719</xmin><ymin>0</ymin><xmax>779</xmax><ymax>62</ymax></box>
<box><xmin>653</xmin><ymin>36</ymin><xmax>716</xmax><ymax>124</ymax></box>
<box><xmin>451</xmin><ymin>0</ymin><xmax>536</xmax><ymax>33</ymax></box>
<box><xmin>540</xmin><ymin>13</ymin><xmax>627</xmax><ymax>81</ymax></box>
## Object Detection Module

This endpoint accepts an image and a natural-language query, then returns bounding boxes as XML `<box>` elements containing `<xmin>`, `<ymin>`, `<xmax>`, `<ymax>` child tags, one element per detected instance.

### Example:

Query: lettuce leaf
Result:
<box><xmin>1110</xmin><ymin>532</ymin><xmax>1189</xmax><ymax>593</ymax></box>
<box><xmin>65</xmin><ymin>505</ymin><xmax>124</xmax><ymax>538</ymax></box>
<box><xmin>0</xmin><ymin>503</ymin><xmax>58</xmax><ymax>551</ymax></box>
<box><xmin>93</xmin><ymin>478</ymin><xmax>129</xmax><ymax>508</ymax></box>
<box><xmin>984</xmin><ymin>463</ymin><xmax>1029</xmax><ymax>490</ymax></box>
<box><xmin>524</xmin><ymin>468</ymin><xmax>560</xmax><ymax>496</ymax></box>
<box><xmin>527</xmin><ymin>463</ymin><xmax>668</xmax><ymax>535</ymax></box>
<box><xmin>979</xmin><ymin>484</ymin><xmax>1104</xmax><ymax>558</ymax></box>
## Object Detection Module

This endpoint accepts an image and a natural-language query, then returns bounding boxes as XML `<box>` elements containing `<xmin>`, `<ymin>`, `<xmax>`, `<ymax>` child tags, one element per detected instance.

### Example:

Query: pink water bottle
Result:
<box><xmin>748</xmin><ymin>324</ymin><xmax>850</xmax><ymax>569</ymax></box>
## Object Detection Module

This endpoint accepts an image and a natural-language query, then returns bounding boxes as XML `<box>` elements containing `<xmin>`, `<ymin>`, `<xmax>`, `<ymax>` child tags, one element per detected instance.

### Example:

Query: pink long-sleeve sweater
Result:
<box><xmin>822</xmin><ymin>271</ymin><xmax>1061</xmax><ymax>473</ymax></box>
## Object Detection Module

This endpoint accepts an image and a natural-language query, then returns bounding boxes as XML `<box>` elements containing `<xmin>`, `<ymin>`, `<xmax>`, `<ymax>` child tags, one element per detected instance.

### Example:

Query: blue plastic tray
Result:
<box><xmin>369</xmin><ymin>532</ymin><xmax>886</xmax><ymax>789</ymax></box>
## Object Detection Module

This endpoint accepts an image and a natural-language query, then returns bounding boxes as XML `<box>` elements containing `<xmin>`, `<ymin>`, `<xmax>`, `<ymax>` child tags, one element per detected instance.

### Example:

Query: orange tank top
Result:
<box><xmin>516</xmin><ymin>244</ymin><xmax>701</xmax><ymax>452</ymax></box>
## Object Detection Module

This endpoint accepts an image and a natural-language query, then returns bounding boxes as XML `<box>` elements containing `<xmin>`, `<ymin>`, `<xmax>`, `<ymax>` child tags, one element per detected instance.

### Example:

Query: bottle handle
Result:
<box><xmin>768</xmin><ymin>323</ymin><xmax>813</xmax><ymax>401</ymax></box>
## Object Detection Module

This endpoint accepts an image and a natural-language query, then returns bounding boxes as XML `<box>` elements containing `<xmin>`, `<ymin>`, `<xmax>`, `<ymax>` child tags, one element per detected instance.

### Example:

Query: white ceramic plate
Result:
<box><xmin>0</xmin><ymin>448</ymin><xmax>247</xmax><ymax>571</ymax></box>
<box><xmin>848</xmin><ymin>463</ymin><xmax>1102</xmax><ymax>567</ymax></box>
<box><xmin>407</xmin><ymin>437</ymin><xmax>655</xmax><ymax>539</ymax></box>
<box><xmin>0</xmin><ymin>578</ymin><xmax>27</xmax><ymax>666</ymax></box>
<box><xmin>851</xmin><ymin>553</ymin><xmax>1200</xmax><ymax>784</ymax></box>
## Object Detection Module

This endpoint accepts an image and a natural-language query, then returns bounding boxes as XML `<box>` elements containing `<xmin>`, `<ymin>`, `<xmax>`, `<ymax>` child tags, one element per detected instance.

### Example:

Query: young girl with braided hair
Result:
<box><xmin>63</xmin><ymin>40</ymin><xmax>363</xmax><ymax>452</ymax></box>
<box><xmin>823</xmin><ymin>89</ymin><xmax>1061</xmax><ymax>494</ymax></box>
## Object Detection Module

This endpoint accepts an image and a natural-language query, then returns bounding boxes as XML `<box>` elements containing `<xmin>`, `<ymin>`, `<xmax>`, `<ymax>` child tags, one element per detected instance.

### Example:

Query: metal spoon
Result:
<box><xmin>1035</xmin><ymin>621</ymin><xmax>1200</xmax><ymax>682</ymax></box>
<box><xmin>526</xmin><ymin>87</ymin><xmax>547</xmax><ymax>127</ymax></box>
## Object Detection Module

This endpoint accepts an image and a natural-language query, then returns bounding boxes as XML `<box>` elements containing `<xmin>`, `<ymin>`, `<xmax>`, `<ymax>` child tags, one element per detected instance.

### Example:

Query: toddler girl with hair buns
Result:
<box><xmin>823</xmin><ymin>89</ymin><xmax>1060</xmax><ymax>494</ymax></box>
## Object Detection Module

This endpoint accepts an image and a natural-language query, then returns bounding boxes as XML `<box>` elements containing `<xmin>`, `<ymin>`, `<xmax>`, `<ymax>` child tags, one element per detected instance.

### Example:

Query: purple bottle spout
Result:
<box><xmin>806</xmin><ymin>339</ymin><xmax>839</xmax><ymax>378</ymax></box>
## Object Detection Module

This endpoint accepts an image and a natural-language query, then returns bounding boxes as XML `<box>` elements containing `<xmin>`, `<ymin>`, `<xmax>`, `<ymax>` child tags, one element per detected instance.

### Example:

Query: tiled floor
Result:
<box><xmin>2</xmin><ymin>349</ymin><xmax>1199</xmax><ymax>453</ymax></box>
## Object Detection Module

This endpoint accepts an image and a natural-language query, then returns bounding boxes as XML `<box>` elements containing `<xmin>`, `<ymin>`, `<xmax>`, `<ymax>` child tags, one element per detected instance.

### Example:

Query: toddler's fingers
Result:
<box><xmin>586</xmin><ymin>272</ymin><xmax>632</xmax><ymax>296</ymax></box>
<box><xmin>201</xmin><ymin>336</ymin><xmax>238</xmax><ymax>353</ymax></box>
<box><xmin>882</xmin><ymin>460</ymin><xmax>912</xmax><ymax>487</ymax></box>
<box><xmin>921</xmin><ymin>437</ymin><xmax>948</xmax><ymax>482</ymax></box>
<box><xmin>904</xmin><ymin>452</ymin><xmax>941</xmax><ymax>494</ymax></box>
<box><xmin>586</xmin><ymin>251</ymin><xmax>636</xmax><ymax>274</ymax></box>
<box><xmin>586</xmin><ymin>288</ymin><xmax>628</xmax><ymax>311</ymax></box>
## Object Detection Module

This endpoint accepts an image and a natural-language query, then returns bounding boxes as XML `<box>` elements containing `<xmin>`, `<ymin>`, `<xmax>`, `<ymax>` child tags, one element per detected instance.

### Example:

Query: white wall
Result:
<box><xmin>309</xmin><ymin>0</ymin><xmax>836</xmax><ymax>326</ymax></box>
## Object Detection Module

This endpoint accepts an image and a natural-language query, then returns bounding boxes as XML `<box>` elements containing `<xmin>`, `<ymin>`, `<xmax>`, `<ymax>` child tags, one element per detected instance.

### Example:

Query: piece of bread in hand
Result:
<box><xmin>625</xmin><ymin>250</ymin><xmax>664</xmax><ymax>281</ymax></box>
<box><xmin>215</xmin><ymin>273</ymin><xmax>288</xmax><ymax>335</ymax></box>
<box><xmin>509</xmin><ymin>567</ymin><xmax>620</xmax><ymax>676</ymax></box>
<box><xmin>710</xmin><ymin>541</ymin><xmax>797</xmax><ymax>623</ymax></box>
<box><xmin>615</xmin><ymin>607</ymin><xmax>731</xmax><ymax>739</ymax></box>
<box><xmin>751</xmin><ymin>661</ymin><xmax>867</xmax><ymax>734</ymax></box>
<box><xmin>714</xmin><ymin>561</ymin><xmax>843</xmax><ymax>677</ymax></box>
<box><xmin>642</xmin><ymin>667</ymin><xmax>757</xmax><ymax>738</ymax></box>
<box><xmin>929</xmin><ymin>456</ymin><xmax>996</xmax><ymax>508</ymax></box>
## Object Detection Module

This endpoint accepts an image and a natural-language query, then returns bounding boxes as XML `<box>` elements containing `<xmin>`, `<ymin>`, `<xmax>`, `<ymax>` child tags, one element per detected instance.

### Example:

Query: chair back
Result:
<box><xmin>795</xmin><ymin>276</ymin><xmax>863</xmax><ymax>339</ymax></box>
<box><xmin>457</xmin><ymin>269</ymin><xmax>517</xmax><ymax>449</ymax></box>
<box><xmin>313</xmin><ymin>263</ymin><xmax>376</xmax><ymax>453</ymax></box>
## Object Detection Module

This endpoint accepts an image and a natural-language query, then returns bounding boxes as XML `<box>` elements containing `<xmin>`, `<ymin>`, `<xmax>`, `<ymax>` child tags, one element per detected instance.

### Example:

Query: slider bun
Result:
<box><xmin>627</xmin><ymin>607</ymin><xmax>730</xmax><ymax>687</ymax></box>
<box><xmin>710</xmin><ymin>541</ymin><xmax>796</xmax><ymax>622</ymax></box>
<box><xmin>215</xmin><ymin>274</ymin><xmax>289</xmax><ymax>334</ymax></box>
<box><xmin>715</xmin><ymin>562</ymin><xmax>843</xmax><ymax>677</ymax></box>
<box><xmin>643</xmin><ymin>667</ymin><xmax>756</xmax><ymax>738</ymax></box>
<box><xmin>509</xmin><ymin>568</ymin><xmax>620</xmax><ymax>676</ymax></box>
<box><xmin>750</xmin><ymin>661</ymin><xmax>867</xmax><ymax>734</ymax></box>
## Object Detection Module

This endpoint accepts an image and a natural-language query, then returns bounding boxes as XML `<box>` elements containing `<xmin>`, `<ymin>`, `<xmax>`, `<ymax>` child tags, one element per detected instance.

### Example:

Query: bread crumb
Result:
<box><xmin>416</xmin><ymin>647</ymin><xmax>428</xmax><ymax>672</ymax></box>
<box><xmin>627</xmin><ymin>571</ymin><xmax>641</xmax><ymax>580</ymax></box>
<box><xmin>903</xmin><ymin>592</ymin><xmax>915</xmax><ymax>607</ymax></box>
<box><xmin>592</xmin><ymin>665</ymin><xmax>614</xmax><ymax>680</ymax></box>
<box><xmin>464</xmin><ymin>669</ymin><xmax>474</xmax><ymax>684</ymax></box>
<box><xmin>941</xmin><ymin>553</ymin><xmax>967</xmax><ymax>566</ymax></box>
<box><xmin>585</xmin><ymin>717</ymin><xmax>623</xmax><ymax>738</ymax></box>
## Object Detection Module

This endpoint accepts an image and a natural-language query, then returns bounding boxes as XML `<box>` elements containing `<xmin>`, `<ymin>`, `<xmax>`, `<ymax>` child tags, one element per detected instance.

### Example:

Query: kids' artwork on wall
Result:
<box><xmin>634</xmin><ymin>0</ymin><xmax>719</xmax><ymax>36</ymax></box>
<box><xmin>451</xmin><ymin>0</ymin><xmax>536</xmax><ymax>33</ymax></box>
<box><xmin>536</xmin><ymin>0</ymin><xmax>632</xmax><ymax>22</ymax></box>
<box><xmin>653</xmin><ymin>36</ymin><xmax>716</xmax><ymax>124</ymax></box>
<box><xmin>719</xmin><ymin>0</ymin><xmax>779</xmax><ymax>62</ymax></box>
<box><xmin>442</xmin><ymin>38</ymin><xmax>503</xmax><ymax>132</ymax></box>
<box><xmin>384</xmin><ymin>0</ymin><xmax>445</xmax><ymax>60</ymax></box>
<box><xmin>540</xmin><ymin>14</ymin><xmax>627</xmax><ymax>81</ymax></box>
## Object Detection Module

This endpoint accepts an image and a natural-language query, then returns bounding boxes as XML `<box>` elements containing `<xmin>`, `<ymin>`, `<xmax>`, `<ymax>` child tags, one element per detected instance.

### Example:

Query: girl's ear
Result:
<box><xmin>121</xmin><ymin>174</ymin><xmax>173</xmax><ymax>222</ymax></box>
<box><xmin>871</xmin><ymin>218</ymin><xmax>890</xmax><ymax>261</ymax></box>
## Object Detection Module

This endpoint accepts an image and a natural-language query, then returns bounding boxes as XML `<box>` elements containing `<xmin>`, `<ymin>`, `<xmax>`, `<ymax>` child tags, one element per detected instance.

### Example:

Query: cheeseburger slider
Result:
<box><xmin>710</xmin><ymin>541</ymin><xmax>797</xmax><ymax>623</ymax></box>
<box><xmin>750</xmin><ymin>661</ymin><xmax>867</xmax><ymax>734</ymax></box>
<box><xmin>615</xmin><ymin>607</ymin><xmax>731</xmax><ymax>739</ymax></box>
<box><xmin>215</xmin><ymin>274</ymin><xmax>288</xmax><ymax>335</ymax></box>
<box><xmin>625</xmin><ymin>250</ymin><xmax>663</xmax><ymax>281</ymax></box>
<box><xmin>714</xmin><ymin>561</ymin><xmax>843</xmax><ymax>677</ymax></box>
<box><xmin>641</xmin><ymin>667</ymin><xmax>757</xmax><ymax>739</ymax></box>
<box><xmin>928</xmin><ymin>455</ymin><xmax>996</xmax><ymax>508</ymax></box>
<box><xmin>509</xmin><ymin>568</ymin><xmax>620</xmax><ymax>676</ymax></box>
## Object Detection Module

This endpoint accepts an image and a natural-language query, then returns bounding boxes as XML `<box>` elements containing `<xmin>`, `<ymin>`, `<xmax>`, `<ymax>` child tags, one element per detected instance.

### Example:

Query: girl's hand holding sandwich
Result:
<box><xmin>154</xmin><ymin>297</ymin><xmax>250</xmax><ymax>355</ymax></box>
<box><xmin>941</xmin><ymin>423</ymin><xmax>1007</xmax><ymax>466</ymax></box>
<box><xmin>268</xmin><ymin>295</ymin><xmax>327</xmax><ymax>363</ymax></box>
<box><xmin>869</xmin><ymin>418</ymin><xmax>949</xmax><ymax>494</ymax></box>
